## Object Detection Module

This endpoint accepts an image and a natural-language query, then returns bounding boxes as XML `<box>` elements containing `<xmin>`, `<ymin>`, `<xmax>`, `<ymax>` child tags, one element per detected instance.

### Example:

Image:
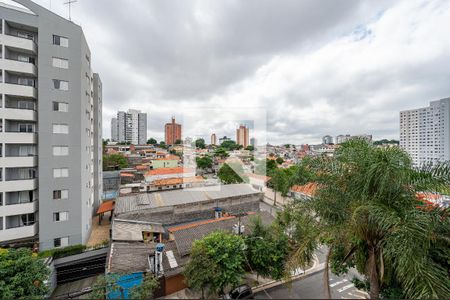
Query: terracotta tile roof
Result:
<box><xmin>135</xmin><ymin>165</ymin><xmax>148</xmax><ymax>170</ymax></box>
<box><xmin>145</xmin><ymin>167</ymin><xmax>195</xmax><ymax>176</ymax></box>
<box><xmin>290</xmin><ymin>182</ymin><xmax>318</xmax><ymax>197</ymax></box>
<box><xmin>97</xmin><ymin>200</ymin><xmax>115</xmax><ymax>214</ymax></box>
<box><xmin>152</xmin><ymin>176</ymin><xmax>204</xmax><ymax>187</ymax></box>
<box><xmin>120</xmin><ymin>173</ymin><xmax>134</xmax><ymax>177</ymax></box>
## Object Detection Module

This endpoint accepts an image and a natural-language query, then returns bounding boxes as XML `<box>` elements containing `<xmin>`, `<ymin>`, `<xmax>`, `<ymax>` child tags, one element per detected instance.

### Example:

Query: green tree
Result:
<box><xmin>214</xmin><ymin>148</ymin><xmax>229</xmax><ymax>158</ymax></box>
<box><xmin>283</xmin><ymin>139</ymin><xmax>450</xmax><ymax>299</ymax></box>
<box><xmin>129</xmin><ymin>273</ymin><xmax>159</xmax><ymax>300</ymax></box>
<box><xmin>195</xmin><ymin>138</ymin><xmax>206</xmax><ymax>149</ymax></box>
<box><xmin>175</xmin><ymin>139</ymin><xmax>183</xmax><ymax>145</ymax></box>
<box><xmin>220</xmin><ymin>140</ymin><xmax>239</xmax><ymax>151</ymax></box>
<box><xmin>268</xmin><ymin>168</ymin><xmax>290</xmax><ymax>206</ymax></box>
<box><xmin>217</xmin><ymin>163</ymin><xmax>247</xmax><ymax>184</ymax></box>
<box><xmin>159</xmin><ymin>141</ymin><xmax>167</xmax><ymax>149</ymax></box>
<box><xmin>185</xmin><ymin>231</ymin><xmax>245</xmax><ymax>295</ymax></box>
<box><xmin>0</xmin><ymin>248</ymin><xmax>50</xmax><ymax>299</ymax></box>
<box><xmin>196</xmin><ymin>156</ymin><xmax>213</xmax><ymax>169</ymax></box>
<box><xmin>103</xmin><ymin>153</ymin><xmax>128</xmax><ymax>170</ymax></box>
<box><xmin>266</xmin><ymin>159</ymin><xmax>277</xmax><ymax>173</ymax></box>
<box><xmin>147</xmin><ymin>138</ymin><xmax>157</xmax><ymax>144</ymax></box>
<box><xmin>184</xmin><ymin>244</ymin><xmax>219</xmax><ymax>298</ymax></box>
<box><xmin>245</xmin><ymin>216</ymin><xmax>289</xmax><ymax>280</ymax></box>
<box><xmin>245</xmin><ymin>145</ymin><xmax>255</xmax><ymax>151</ymax></box>
<box><xmin>276</xmin><ymin>157</ymin><xmax>284</xmax><ymax>165</ymax></box>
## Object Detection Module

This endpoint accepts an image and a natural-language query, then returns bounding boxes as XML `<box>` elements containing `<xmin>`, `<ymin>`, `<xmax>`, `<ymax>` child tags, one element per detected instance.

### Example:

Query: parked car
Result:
<box><xmin>222</xmin><ymin>284</ymin><xmax>254</xmax><ymax>299</ymax></box>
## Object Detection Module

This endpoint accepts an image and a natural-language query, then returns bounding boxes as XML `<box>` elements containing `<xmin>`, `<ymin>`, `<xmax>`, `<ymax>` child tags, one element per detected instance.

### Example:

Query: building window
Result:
<box><xmin>19</xmin><ymin>124</ymin><xmax>34</xmax><ymax>133</ymax></box>
<box><xmin>53</xmin><ymin>168</ymin><xmax>69</xmax><ymax>178</ymax></box>
<box><xmin>52</xmin><ymin>146</ymin><xmax>69</xmax><ymax>156</ymax></box>
<box><xmin>53</xmin><ymin>102</ymin><xmax>69</xmax><ymax>112</ymax></box>
<box><xmin>53</xmin><ymin>124</ymin><xmax>69</xmax><ymax>134</ymax></box>
<box><xmin>53</xmin><ymin>189</ymin><xmax>69</xmax><ymax>200</ymax></box>
<box><xmin>53</xmin><ymin>211</ymin><xmax>69</xmax><ymax>222</ymax></box>
<box><xmin>52</xmin><ymin>79</ymin><xmax>69</xmax><ymax>91</ymax></box>
<box><xmin>53</xmin><ymin>35</ymin><xmax>69</xmax><ymax>47</ymax></box>
<box><xmin>54</xmin><ymin>237</ymin><xmax>69</xmax><ymax>248</ymax></box>
<box><xmin>52</xmin><ymin>57</ymin><xmax>69</xmax><ymax>69</ymax></box>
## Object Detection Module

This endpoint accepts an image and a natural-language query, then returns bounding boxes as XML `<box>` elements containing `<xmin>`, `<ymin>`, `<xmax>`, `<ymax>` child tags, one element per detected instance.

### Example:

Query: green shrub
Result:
<box><xmin>38</xmin><ymin>244</ymin><xmax>87</xmax><ymax>259</ymax></box>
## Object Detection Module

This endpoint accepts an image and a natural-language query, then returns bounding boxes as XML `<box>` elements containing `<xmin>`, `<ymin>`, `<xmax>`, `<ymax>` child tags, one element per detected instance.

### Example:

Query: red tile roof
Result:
<box><xmin>97</xmin><ymin>200</ymin><xmax>115</xmax><ymax>214</ymax></box>
<box><xmin>145</xmin><ymin>167</ymin><xmax>194</xmax><ymax>176</ymax></box>
<box><xmin>290</xmin><ymin>182</ymin><xmax>318</xmax><ymax>197</ymax></box>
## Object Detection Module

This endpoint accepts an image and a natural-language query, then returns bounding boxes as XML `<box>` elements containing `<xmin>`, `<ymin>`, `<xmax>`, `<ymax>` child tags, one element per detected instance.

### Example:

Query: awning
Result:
<box><xmin>97</xmin><ymin>200</ymin><xmax>115</xmax><ymax>214</ymax></box>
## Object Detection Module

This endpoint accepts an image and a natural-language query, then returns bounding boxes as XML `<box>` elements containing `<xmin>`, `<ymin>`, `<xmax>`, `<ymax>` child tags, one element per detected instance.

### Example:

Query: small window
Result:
<box><xmin>53</xmin><ymin>102</ymin><xmax>68</xmax><ymax>112</ymax></box>
<box><xmin>53</xmin><ymin>211</ymin><xmax>69</xmax><ymax>222</ymax></box>
<box><xmin>19</xmin><ymin>124</ymin><xmax>34</xmax><ymax>133</ymax></box>
<box><xmin>53</xmin><ymin>124</ymin><xmax>69</xmax><ymax>134</ymax></box>
<box><xmin>53</xmin><ymin>189</ymin><xmax>69</xmax><ymax>200</ymax></box>
<box><xmin>52</xmin><ymin>79</ymin><xmax>69</xmax><ymax>91</ymax></box>
<box><xmin>53</xmin><ymin>168</ymin><xmax>69</xmax><ymax>178</ymax></box>
<box><xmin>52</xmin><ymin>57</ymin><xmax>69</xmax><ymax>69</ymax></box>
<box><xmin>54</xmin><ymin>237</ymin><xmax>69</xmax><ymax>248</ymax></box>
<box><xmin>53</xmin><ymin>35</ymin><xmax>69</xmax><ymax>47</ymax></box>
<box><xmin>53</xmin><ymin>146</ymin><xmax>69</xmax><ymax>156</ymax></box>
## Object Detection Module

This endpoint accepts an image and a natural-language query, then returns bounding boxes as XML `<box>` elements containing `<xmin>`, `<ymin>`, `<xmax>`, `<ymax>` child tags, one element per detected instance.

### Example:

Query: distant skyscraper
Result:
<box><xmin>211</xmin><ymin>133</ymin><xmax>217</xmax><ymax>146</ymax></box>
<box><xmin>165</xmin><ymin>117</ymin><xmax>182</xmax><ymax>145</ymax></box>
<box><xmin>116</xmin><ymin>109</ymin><xmax>147</xmax><ymax>144</ymax></box>
<box><xmin>236</xmin><ymin>125</ymin><xmax>249</xmax><ymax>148</ymax></box>
<box><xmin>322</xmin><ymin>135</ymin><xmax>333</xmax><ymax>144</ymax></box>
<box><xmin>400</xmin><ymin>98</ymin><xmax>450</xmax><ymax>166</ymax></box>
<box><xmin>111</xmin><ymin>118</ymin><xmax>118</xmax><ymax>141</ymax></box>
<box><xmin>250</xmin><ymin>137</ymin><xmax>257</xmax><ymax>147</ymax></box>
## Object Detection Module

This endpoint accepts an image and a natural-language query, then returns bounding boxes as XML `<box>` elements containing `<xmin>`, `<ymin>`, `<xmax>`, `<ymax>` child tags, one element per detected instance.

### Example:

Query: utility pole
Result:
<box><xmin>64</xmin><ymin>0</ymin><xmax>77</xmax><ymax>21</ymax></box>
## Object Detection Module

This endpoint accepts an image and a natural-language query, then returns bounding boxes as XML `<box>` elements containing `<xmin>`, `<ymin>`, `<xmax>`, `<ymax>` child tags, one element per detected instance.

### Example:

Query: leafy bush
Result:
<box><xmin>38</xmin><ymin>244</ymin><xmax>86</xmax><ymax>259</ymax></box>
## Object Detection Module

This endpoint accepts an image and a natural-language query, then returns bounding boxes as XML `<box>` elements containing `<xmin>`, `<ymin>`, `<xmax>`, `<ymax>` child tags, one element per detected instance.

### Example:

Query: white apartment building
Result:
<box><xmin>400</xmin><ymin>98</ymin><xmax>450</xmax><ymax>166</ymax></box>
<box><xmin>0</xmin><ymin>0</ymin><xmax>102</xmax><ymax>250</ymax></box>
<box><xmin>115</xmin><ymin>109</ymin><xmax>147</xmax><ymax>145</ymax></box>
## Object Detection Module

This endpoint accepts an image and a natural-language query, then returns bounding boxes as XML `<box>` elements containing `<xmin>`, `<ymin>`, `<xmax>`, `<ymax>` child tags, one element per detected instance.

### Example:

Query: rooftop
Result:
<box><xmin>112</xmin><ymin>219</ymin><xmax>164</xmax><ymax>241</ymax></box>
<box><xmin>115</xmin><ymin>184</ymin><xmax>260</xmax><ymax>214</ymax></box>
<box><xmin>170</xmin><ymin>211</ymin><xmax>274</xmax><ymax>256</ymax></box>
<box><xmin>145</xmin><ymin>167</ymin><xmax>194</xmax><ymax>176</ymax></box>
<box><xmin>290</xmin><ymin>182</ymin><xmax>318</xmax><ymax>197</ymax></box>
<box><xmin>152</xmin><ymin>176</ymin><xmax>204</xmax><ymax>187</ymax></box>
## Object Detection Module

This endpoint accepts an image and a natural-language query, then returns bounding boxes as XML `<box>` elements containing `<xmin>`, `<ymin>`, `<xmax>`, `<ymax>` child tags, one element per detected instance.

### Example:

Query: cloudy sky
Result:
<box><xmin>10</xmin><ymin>0</ymin><xmax>450</xmax><ymax>144</ymax></box>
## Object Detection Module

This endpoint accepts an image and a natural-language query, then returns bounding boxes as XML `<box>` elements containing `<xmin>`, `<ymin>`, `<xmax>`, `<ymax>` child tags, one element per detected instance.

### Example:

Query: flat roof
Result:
<box><xmin>112</xmin><ymin>219</ymin><xmax>164</xmax><ymax>241</ymax></box>
<box><xmin>115</xmin><ymin>184</ymin><xmax>260</xmax><ymax>214</ymax></box>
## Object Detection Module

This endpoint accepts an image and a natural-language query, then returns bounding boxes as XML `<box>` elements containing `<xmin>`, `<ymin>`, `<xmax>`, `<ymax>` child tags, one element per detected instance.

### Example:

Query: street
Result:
<box><xmin>254</xmin><ymin>269</ymin><xmax>369</xmax><ymax>299</ymax></box>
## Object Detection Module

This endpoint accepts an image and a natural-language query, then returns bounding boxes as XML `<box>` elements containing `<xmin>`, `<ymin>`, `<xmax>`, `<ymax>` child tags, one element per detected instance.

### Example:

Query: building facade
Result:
<box><xmin>111</xmin><ymin>117</ymin><xmax>117</xmax><ymax>141</ymax></box>
<box><xmin>165</xmin><ymin>117</ymin><xmax>181</xmax><ymax>145</ymax></box>
<box><xmin>0</xmin><ymin>0</ymin><xmax>102</xmax><ymax>249</ymax></box>
<box><xmin>322</xmin><ymin>135</ymin><xmax>333</xmax><ymax>144</ymax></box>
<box><xmin>210</xmin><ymin>133</ymin><xmax>216</xmax><ymax>146</ymax></box>
<box><xmin>236</xmin><ymin>125</ymin><xmax>249</xmax><ymax>148</ymax></box>
<box><xmin>400</xmin><ymin>98</ymin><xmax>450</xmax><ymax>166</ymax></box>
<box><xmin>115</xmin><ymin>109</ymin><xmax>147</xmax><ymax>145</ymax></box>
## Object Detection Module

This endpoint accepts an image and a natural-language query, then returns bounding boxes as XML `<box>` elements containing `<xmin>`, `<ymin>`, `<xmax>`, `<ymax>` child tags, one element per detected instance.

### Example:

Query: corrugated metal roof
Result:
<box><xmin>115</xmin><ymin>184</ymin><xmax>260</xmax><ymax>214</ymax></box>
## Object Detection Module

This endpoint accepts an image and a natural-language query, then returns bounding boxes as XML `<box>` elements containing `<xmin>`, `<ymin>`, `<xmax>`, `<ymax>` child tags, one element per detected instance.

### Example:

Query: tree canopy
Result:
<box><xmin>220</xmin><ymin>140</ymin><xmax>240</xmax><ymax>151</ymax></box>
<box><xmin>280</xmin><ymin>139</ymin><xmax>450</xmax><ymax>299</ymax></box>
<box><xmin>184</xmin><ymin>231</ymin><xmax>245</xmax><ymax>296</ymax></box>
<box><xmin>218</xmin><ymin>163</ymin><xmax>247</xmax><ymax>184</ymax></box>
<box><xmin>195</xmin><ymin>138</ymin><xmax>206</xmax><ymax>149</ymax></box>
<box><xmin>196</xmin><ymin>156</ymin><xmax>213</xmax><ymax>169</ymax></box>
<box><xmin>102</xmin><ymin>153</ymin><xmax>128</xmax><ymax>170</ymax></box>
<box><xmin>0</xmin><ymin>248</ymin><xmax>50</xmax><ymax>299</ymax></box>
<box><xmin>147</xmin><ymin>138</ymin><xmax>157</xmax><ymax>144</ymax></box>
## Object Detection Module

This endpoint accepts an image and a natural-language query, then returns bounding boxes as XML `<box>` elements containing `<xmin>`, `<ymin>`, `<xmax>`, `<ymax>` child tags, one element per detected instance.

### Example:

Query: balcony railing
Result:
<box><xmin>5</xmin><ymin>80</ymin><xmax>35</xmax><ymax>87</ymax></box>
<box><xmin>5</xmin><ymin>32</ymin><xmax>36</xmax><ymax>42</ymax></box>
<box><xmin>4</xmin><ymin>56</ymin><xmax>36</xmax><ymax>65</ymax></box>
<box><xmin>5</xmin><ymin>103</ymin><xmax>36</xmax><ymax>111</ymax></box>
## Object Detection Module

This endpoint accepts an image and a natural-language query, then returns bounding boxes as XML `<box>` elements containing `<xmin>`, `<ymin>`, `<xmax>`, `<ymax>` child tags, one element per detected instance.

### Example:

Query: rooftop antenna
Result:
<box><xmin>64</xmin><ymin>0</ymin><xmax>77</xmax><ymax>21</ymax></box>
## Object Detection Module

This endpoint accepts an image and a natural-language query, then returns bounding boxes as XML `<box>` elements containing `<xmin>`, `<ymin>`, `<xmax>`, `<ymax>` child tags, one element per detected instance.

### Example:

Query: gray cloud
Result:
<box><xmin>23</xmin><ymin>0</ymin><xmax>450</xmax><ymax>144</ymax></box>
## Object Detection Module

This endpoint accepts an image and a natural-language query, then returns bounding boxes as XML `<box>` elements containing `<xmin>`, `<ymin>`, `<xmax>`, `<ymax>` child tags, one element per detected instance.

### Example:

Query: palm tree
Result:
<box><xmin>281</xmin><ymin>139</ymin><xmax>450</xmax><ymax>299</ymax></box>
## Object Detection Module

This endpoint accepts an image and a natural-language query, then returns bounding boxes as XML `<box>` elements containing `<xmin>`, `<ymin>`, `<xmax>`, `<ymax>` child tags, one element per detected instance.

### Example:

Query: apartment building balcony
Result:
<box><xmin>0</xmin><ymin>82</ymin><xmax>37</xmax><ymax>98</ymax></box>
<box><xmin>0</xmin><ymin>32</ymin><xmax>37</xmax><ymax>54</ymax></box>
<box><xmin>0</xmin><ymin>200</ymin><xmax>38</xmax><ymax>217</ymax></box>
<box><xmin>0</xmin><ymin>107</ymin><xmax>37</xmax><ymax>121</ymax></box>
<box><xmin>0</xmin><ymin>132</ymin><xmax>37</xmax><ymax>144</ymax></box>
<box><xmin>0</xmin><ymin>178</ymin><xmax>38</xmax><ymax>193</ymax></box>
<box><xmin>0</xmin><ymin>57</ymin><xmax>37</xmax><ymax>76</ymax></box>
<box><xmin>0</xmin><ymin>156</ymin><xmax>37</xmax><ymax>168</ymax></box>
<box><xmin>0</xmin><ymin>221</ymin><xmax>38</xmax><ymax>243</ymax></box>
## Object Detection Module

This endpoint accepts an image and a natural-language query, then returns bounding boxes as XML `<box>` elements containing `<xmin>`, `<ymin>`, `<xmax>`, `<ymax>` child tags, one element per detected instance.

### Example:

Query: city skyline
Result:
<box><xmin>7</xmin><ymin>0</ymin><xmax>450</xmax><ymax>145</ymax></box>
